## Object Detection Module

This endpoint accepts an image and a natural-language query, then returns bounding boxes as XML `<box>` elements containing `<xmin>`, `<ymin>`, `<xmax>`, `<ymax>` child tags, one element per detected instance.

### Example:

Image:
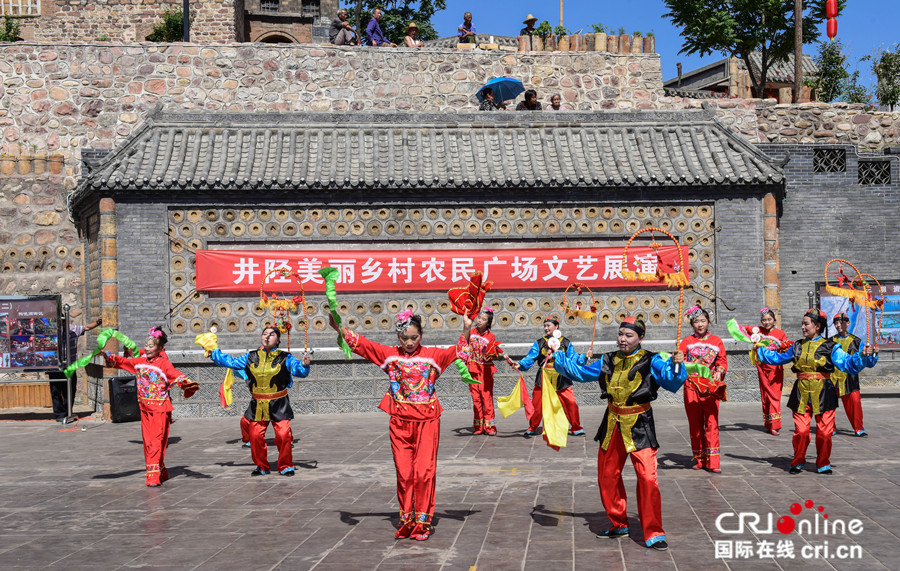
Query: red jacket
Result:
<box><xmin>106</xmin><ymin>349</ymin><xmax>189</xmax><ymax>413</ymax></box>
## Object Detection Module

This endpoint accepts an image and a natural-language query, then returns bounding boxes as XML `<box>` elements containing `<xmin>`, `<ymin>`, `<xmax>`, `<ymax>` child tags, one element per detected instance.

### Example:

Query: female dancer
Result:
<box><xmin>331</xmin><ymin>311</ymin><xmax>472</xmax><ymax>541</ymax></box>
<box><xmin>105</xmin><ymin>326</ymin><xmax>197</xmax><ymax>486</ymax></box>
<box><xmin>751</xmin><ymin>308</ymin><xmax>789</xmax><ymax>435</ymax></box>
<box><xmin>552</xmin><ymin>316</ymin><xmax>685</xmax><ymax>551</ymax></box>
<box><xmin>464</xmin><ymin>308</ymin><xmax>502</xmax><ymax>435</ymax></box>
<box><xmin>679</xmin><ymin>306</ymin><xmax>728</xmax><ymax>472</ymax></box>
<box><xmin>753</xmin><ymin>309</ymin><xmax>878</xmax><ymax>475</ymax></box>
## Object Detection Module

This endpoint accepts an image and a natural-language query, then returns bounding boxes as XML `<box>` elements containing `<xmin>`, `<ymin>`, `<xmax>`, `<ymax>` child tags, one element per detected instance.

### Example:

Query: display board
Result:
<box><xmin>818</xmin><ymin>281</ymin><xmax>900</xmax><ymax>350</ymax></box>
<box><xmin>0</xmin><ymin>295</ymin><xmax>61</xmax><ymax>370</ymax></box>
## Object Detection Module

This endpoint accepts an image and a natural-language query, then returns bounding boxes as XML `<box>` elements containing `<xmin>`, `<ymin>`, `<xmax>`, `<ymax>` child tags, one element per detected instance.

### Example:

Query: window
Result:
<box><xmin>301</xmin><ymin>0</ymin><xmax>319</xmax><ymax>17</ymax></box>
<box><xmin>259</xmin><ymin>0</ymin><xmax>278</xmax><ymax>13</ymax></box>
<box><xmin>812</xmin><ymin>148</ymin><xmax>846</xmax><ymax>173</ymax></box>
<box><xmin>858</xmin><ymin>160</ymin><xmax>891</xmax><ymax>185</ymax></box>
<box><xmin>0</xmin><ymin>0</ymin><xmax>40</xmax><ymax>16</ymax></box>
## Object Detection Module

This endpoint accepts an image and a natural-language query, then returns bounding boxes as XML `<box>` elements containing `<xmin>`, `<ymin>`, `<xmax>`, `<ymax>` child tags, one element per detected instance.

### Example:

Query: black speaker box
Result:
<box><xmin>108</xmin><ymin>376</ymin><xmax>140</xmax><ymax>423</ymax></box>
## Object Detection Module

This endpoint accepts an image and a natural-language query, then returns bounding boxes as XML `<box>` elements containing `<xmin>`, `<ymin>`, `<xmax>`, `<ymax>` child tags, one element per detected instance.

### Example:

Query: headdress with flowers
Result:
<box><xmin>395</xmin><ymin>310</ymin><xmax>415</xmax><ymax>333</ymax></box>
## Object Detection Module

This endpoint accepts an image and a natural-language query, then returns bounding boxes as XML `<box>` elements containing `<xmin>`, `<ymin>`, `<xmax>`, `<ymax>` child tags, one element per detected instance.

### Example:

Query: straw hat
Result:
<box><xmin>406</xmin><ymin>21</ymin><xmax>419</xmax><ymax>34</ymax></box>
<box><xmin>523</xmin><ymin>14</ymin><xmax>538</xmax><ymax>25</ymax></box>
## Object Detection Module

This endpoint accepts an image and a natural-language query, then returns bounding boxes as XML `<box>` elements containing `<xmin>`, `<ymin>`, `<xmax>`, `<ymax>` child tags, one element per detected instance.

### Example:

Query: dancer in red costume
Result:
<box><xmin>464</xmin><ymin>308</ymin><xmax>503</xmax><ymax>435</ymax></box>
<box><xmin>754</xmin><ymin>309</ymin><xmax>878</xmax><ymax>475</ymax></box>
<box><xmin>830</xmin><ymin>312</ymin><xmax>867</xmax><ymax>436</ymax></box>
<box><xmin>514</xmin><ymin>316</ymin><xmax>591</xmax><ymax>438</ymax></box>
<box><xmin>552</xmin><ymin>316</ymin><xmax>685</xmax><ymax>551</ymax></box>
<box><xmin>331</xmin><ymin>311</ymin><xmax>471</xmax><ymax>541</ymax></box>
<box><xmin>105</xmin><ymin>326</ymin><xmax>198</xmax><ymax>486</ymax></box>
<box><xmin>749</xmin><ymin>308</ymin><xmax>788</xmax><ymax>435</ymax></box>
<box><xmin>679</xmin><ymin>306</ymin><xmax>728</xmax><ymax>472</ymax></box>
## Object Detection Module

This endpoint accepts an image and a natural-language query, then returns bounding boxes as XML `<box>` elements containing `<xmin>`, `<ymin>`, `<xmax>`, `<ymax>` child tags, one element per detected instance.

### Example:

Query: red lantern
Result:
<box><xmin>826</xmin><ymin>0</ymin><xmax>838</xmax><ymax>18</ymax></box>
<box><xmin>827</xmin><ymin>18</ymin><xmax>837</xmax><ymax>40</ymax></box>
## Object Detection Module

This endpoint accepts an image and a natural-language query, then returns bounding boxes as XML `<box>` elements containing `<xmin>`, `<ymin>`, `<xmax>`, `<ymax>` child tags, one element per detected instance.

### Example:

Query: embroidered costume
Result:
<box><xmin>754</xmin><ymin>335</ymin><xmax>877</xmax><ymax>473</ymax></box>
<box><xmin>105</xmin><ymin>349</ymin><xmax>192</xmax><ymax>486</ymax></box>
<box><xmin>210</xmin><ymin>347</ymin><xmax>309</xmax><ymax>475</ymax></box>
<box><xmin>746</xmin><ymin>324</ymin><xmax>788</xmax><ymax>431</ymax></box>
<box><xmin>678</xmin><ymin>333</ymin><xmax>727</xmax><ymax>470</ymax></box>
<box><xmin>462</xmin><ymin>328</ymin><xmax>501</xmax><ymax>434</ymax></box>
<box><xmin>518</xmin><ymin>335</ymin><xmax>587</xmax><ymax>436</ymax></box>
<box><xmin>554</xmin><ymin>346</ymin><xmax>686</xmax><ymax>547</ymax></box>
<box><xmin>343</xmin><ymin>328</ymin><xmax>468</xmax><ymax>538</ymax></box>
<box><xmin>831</xmin><ymin>332</ymin><xmax>866</xmax><ymax>435</ymax></box>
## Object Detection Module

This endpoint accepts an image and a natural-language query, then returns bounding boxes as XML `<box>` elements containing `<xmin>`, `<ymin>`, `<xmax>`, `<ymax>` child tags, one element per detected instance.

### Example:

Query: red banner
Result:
<box><xmin>195</xmin><ymin>246</ymin><xmax>689</xmax><ymax>293</ymax></box>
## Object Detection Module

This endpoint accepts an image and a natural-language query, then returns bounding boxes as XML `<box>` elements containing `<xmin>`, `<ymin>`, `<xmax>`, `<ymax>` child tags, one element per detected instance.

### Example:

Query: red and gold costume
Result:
<box><xmin>831</xmin><ymin>333</ymin><xmax>866</xmax><ymax>435</ymax></box>
<box><xmin>105</xmin><ymin>349</ymin><xmax>192</xmax><ymax>486</ymax></box>
<box><xmin>518</xmin><ymin>336</ymin><xmax>587</xmax><ymax>435</ymax></box>
<box><xmin>344</xmin><ymin>329</ymin><xmax>468</xmax><ymax>537</ymax></box>
<box><xmin>678</xmin><ymin>333</ymin><xmax>727</xmax><ymax>470</ymax></box>
<box><xmin>746</xmin><ymin>325</ymin><xmax>788</xmax><ymax>431</ymax></box>
<box><xmin>553</xmin><ymin>346</ymin><xmax>686</xmax><ymax>547</ymax></box>
<box><xmin>462</xmin><ymin>328</ymin><xmax>501</xmax><ymax>434</ymax></box>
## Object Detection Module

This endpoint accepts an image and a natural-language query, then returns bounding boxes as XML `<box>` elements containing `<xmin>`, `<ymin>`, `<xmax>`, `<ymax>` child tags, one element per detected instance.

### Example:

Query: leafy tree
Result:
<box><xmin>807</xmin><ymin>39</ymin><xmax>849</xmax><ymax>103</ymax></box>
<box><xmin>146</xmin><ymin>9</ymin><xmax>188</xmax><ymax>42</ymax></box>
<box><xmin>841</xmin><ymin>70</ymin><xmax>872</xmax><ymax>105</ymax></box>
<box><xmin>865</xmin><ymin>44</ymin><xmax>900</xmax><ymax>110</ymax></box>
<box><xmin>0</xmin><ymin>16</ymin><xmax>21</xmax><ymax>42</ymax></box>
<box><xmin>345</xmin><ymin>1</ymin><xmax>446</xmax><ymax>45</ymax></box>
<box><xmin>663</xmin><ymin>0</ymin><xmax>846</xmax><ymax>98</ymax></box>
<box><xmin>535</xmin><ymin>20</ymin><xmax>553</xmax><ymax>39</ymax></box>
<box><xmin>590</xmin><ymin>23</ymin><xmax>606</xmax><ymax>34</ymax></box>
<box><xmin>553</xmin><ymin>26</ymin><xmax>568</xmax><ymax>37</ymax></box>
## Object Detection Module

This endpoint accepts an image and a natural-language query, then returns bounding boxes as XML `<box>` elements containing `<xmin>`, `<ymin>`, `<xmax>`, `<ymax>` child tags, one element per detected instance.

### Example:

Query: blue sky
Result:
<box><xmin>424</xmin><ymin>0</ymin><xmax>896</xmax><ymax>88</ymax></box>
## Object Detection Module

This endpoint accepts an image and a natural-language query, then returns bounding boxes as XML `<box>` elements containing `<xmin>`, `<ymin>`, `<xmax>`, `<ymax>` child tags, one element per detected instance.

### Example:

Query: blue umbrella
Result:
<box><xmin>476</xmin><ymin>77</ymin><xmax>525</xmax><ymax>103</ymax></box>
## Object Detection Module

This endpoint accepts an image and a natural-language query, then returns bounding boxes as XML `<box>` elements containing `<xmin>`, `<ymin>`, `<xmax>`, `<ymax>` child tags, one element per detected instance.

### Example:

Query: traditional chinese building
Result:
<box><xmin>68</xmin><ymin>107</ymin><xmax>787</xmax><ymax>417</ymax></box>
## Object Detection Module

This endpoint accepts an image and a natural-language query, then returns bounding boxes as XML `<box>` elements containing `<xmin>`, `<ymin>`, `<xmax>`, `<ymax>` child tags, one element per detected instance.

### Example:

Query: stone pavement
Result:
<box><xmin>1</xmin><ymin>391</ymin><xmax>899</xmax><ymax>571</ymax></box>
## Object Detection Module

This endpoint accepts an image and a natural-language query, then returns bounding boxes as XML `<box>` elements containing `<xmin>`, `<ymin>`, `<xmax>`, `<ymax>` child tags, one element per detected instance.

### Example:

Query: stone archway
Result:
<box><xmin>254</xmin><ymin>31</ymin><xmax>297</xmax><ymax>43</ymax></box>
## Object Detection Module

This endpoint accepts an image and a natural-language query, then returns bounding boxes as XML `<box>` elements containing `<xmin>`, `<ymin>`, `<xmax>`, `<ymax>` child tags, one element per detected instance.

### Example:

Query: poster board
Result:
<box><xmin>0</xmin><ymin>295</ymin><xmax>61</xmax><ymax>370</ymax></box>
<box><xmin>818</xmin><ymin>281</ymin><xmax>900</xmax><ymax>350</ymax></box>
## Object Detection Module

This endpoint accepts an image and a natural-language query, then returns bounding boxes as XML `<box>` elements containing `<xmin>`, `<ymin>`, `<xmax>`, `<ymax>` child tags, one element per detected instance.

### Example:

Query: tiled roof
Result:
<box><xmin>72</xmin><ymin>108</ymin><xmax>784</xmax><ymax>212</ymax></box>
<box><xmin>745</xmin><ymin>52</ymin><xmax>818</xmax><ymax>84</ymax></box>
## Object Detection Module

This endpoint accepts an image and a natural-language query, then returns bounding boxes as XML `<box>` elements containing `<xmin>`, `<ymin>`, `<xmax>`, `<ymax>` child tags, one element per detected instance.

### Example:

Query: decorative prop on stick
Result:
<box><xmin>562</xmin><ymin>282</ymin><xmax>598</xmax><ymax>353</ymax></box>
<box><xmin>858</xmin><ymin>273</ymin><xmax>886</xmax><ymax>347</ymax></box>
<box><xmin>258</xmin><ymin>267</ymin><xmax>308</xmax><ymax>352</ymax></box>
<box><xmin>824</xmin><ymin>259</ymin><xmax>882</xmax><ymax>345</ymax></box>
<box><xmin>621</xmin><ymin>227</ymin><xmax>688</xmax><ymax>374</ymax></box>
<box><xmin>448</xmin><ymin>271</ymin><xmax>492</xmax><ymax>319</ymax></box>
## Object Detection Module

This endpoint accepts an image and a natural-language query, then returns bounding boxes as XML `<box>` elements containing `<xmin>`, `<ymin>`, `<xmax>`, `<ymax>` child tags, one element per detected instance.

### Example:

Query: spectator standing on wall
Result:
<box><xmin>520</xmin><ymin>14</ymin><xmax>538</xmax><ymax>36</ymax></box>
<box><xmin>404</xmin><ymin>22</ymin><xmax>424</xmax><ymax>48</ymax></box>
<box><xmin>330</xmin><ymin>9</ymin><xmax>358</xmax><ymax>45</ymax></box>
<box><xmin>478</xmin><ymin>87</ymin><xmax>506</xmax><ymax>110</ymax></box>
<box><xmin>458</xmin><ymin>12</ymin><xmax>476</xmax><ymax>44</ymax></box>
<box><xmin>516</xmin><ymin>89</ymin><xmax>542</xmax><ymax>110</ymax></box>
<box><xmin>366</xmin><ymin>8</ymin><xmax>397</xmax><ymax>47</ymax></box>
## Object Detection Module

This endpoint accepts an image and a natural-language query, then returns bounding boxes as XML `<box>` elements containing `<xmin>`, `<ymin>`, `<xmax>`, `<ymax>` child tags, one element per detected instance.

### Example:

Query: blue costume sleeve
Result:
<box><xmin>831</xmin><ymin>344</ymin><xmax>878</xmax><ymax>375</ymax></box>
<box><xmin>284</xmin><ymin>353</ymin><xmax>311</xmax><ymax>378</ymax></box>
<box><xmin>210</xmin><ymin>348</ymin><xmax>248</xmax><ymax>371</ymax></box>
<box><xmin>553</xmin><ymin>350</ymin><xmax>602</xmax><ymax>384</ymax></box>
<box><xmin>650</xmin><ymin>353</ymin><xmax>688</xmax><ymax>393</ymax></box>
<box><xmin>517</xmin><ymin>341</ymin><xmax>542</xmax><ymax>371</ymax></box>
<box><xmin>756</xmin><ymin>345</ymin><xmax>794</xmax><ymax>366</ymax></box>
<box><xmin>563</xmin><ymin>342</ymin><xmax>588</xmax><ymax>366</ymax></box>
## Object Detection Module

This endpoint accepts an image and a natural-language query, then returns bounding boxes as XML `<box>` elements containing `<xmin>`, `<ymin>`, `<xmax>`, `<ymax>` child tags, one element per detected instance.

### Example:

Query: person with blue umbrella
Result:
<box><xmin>477</xmin><ymin>77</ymin><xmax>524</xmax><ymax>110</ymax></box>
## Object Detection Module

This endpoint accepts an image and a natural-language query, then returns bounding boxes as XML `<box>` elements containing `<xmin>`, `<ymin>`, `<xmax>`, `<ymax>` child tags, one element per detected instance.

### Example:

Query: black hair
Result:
<box><xmin>620</xmin><ymin>317</ymin><xmax>646</xmax><ymax>337</ymax></box>
<box><xmin>690</xmin><ymin>308</ymin><xmax>710</xmax><ymax>323</ymax></box>
<box><xmin>482</xmin><ymin>87</ymin><xmax>494</xmax><ymax>98</ymax></box>
<box><xmin>804</xmin><ymin>309</ymin><xmax>828</xmax><ymax>335</ymax></box>
<box><xmin>397</xmin><ymin>314</ymin><xmax>424</xmax><ymax>334</ymax></box>
<box><xmin>480</xmin><ymin>309</ymin><xmax>494</xmax><ymax>329</ymax></box>
<box><xmin>524</xmin><ymin>89</ymin><xmax>537</xmax><ymax>101</ymax></box>
<box><xmin>761</xmin><ymin>308</ymin><xmax>776</xmax><ymax>320</ymax></box>
<box><xmin>149</xmin><ymin>326</ymin><xmax>168</xmax><ymax>347</ymax></box>
<box><xmin>262</xmin><ymin>325</ymin><xmax>282</xmax><ymax>346</ymax></box>
<box><xmin>543</xmin><ymin>316</ymin><xmax>560</xmax><ymax>327</ymax></box>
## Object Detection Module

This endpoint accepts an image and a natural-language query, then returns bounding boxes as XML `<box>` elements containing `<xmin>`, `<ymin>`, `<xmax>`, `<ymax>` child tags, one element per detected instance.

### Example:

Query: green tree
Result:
<box><xmin>145</xmin><ymin>9</ymin><xmax>188</xmax><ymax>42</ymax></box>
<box><xmin>865</xmin><ymin>44</ymin><xmax>900</xmax><ymax>110</ymax></box>
<box><xmin>345</xmin><ymin>1</ymin><xmax>446</xmax><ymax>46</ymax></box>
<box><xmin>0</xmin><ymin>16</ymin><xmax>21</xmax><ymax>42</ymax></box>
<box><xmin>808</xmin><ymin>39</ymin><xmax>849</xmax><ymax>103</ymax></box>
<box><xmin>841</xmin><ymin>70</ymin><xmax>871</xmax><ymax>105</ymax></box>
<box><xmin>663</xmin><ymin>0</ymin><xmax>845</xmax><ymax>98</ymax></box>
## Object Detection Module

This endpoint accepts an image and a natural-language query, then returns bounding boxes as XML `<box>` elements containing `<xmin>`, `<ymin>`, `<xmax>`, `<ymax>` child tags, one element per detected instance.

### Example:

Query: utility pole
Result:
<box><xmin>183</xmin><ymin>0</ymin><xmax>190</xmax><ymax>42</ymax></box>
<box><xmin>793</xmin><ymin>0</ymin><xmax>802</xmax><ymax>102</ymax></box>
<box><xmin>560</xmin><ymin>0</ymin><xmax>563</xmax><ymax>28</ymax></box>
<box><xmin>356</xmin><ymin>0</ymin><xmax>362</xmax><ymax>39</ymax></box>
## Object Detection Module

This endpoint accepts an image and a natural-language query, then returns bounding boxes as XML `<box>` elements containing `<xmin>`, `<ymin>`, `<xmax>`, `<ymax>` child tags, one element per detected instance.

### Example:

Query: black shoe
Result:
<box><xmin>524</xmin><ymin>429</ymin><xmax>535</xmax><ymax>439</ymax></box>
<box><xmin>597</xmin><ymin>527</ymin><xmax>629</xmax><ymax>539</ymax></box>
<box><xmin>819</xmin><ymin>469</ymin><xmax>833</xmax><ymax>475</ymax></box>
<box><xmin>251</xmin><ymin>468</ymin><xmax>270</xmax><ymax>476</ymax></box>
<box><xmin>649</xmin><ymin>540</ymin><xmax>668</xmax><ymax>551</ymax></box>
<box><xmin>789</xmin><ymin>466</ymin><xmax>803</xmax><ymax>475</ymax></box>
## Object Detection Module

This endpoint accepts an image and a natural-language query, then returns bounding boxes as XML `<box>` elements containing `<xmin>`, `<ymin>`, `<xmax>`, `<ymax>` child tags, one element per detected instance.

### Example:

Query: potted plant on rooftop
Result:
<box><xmin>618</xmin><ymin>26</ymin><xmax>631</xmax><ymax>54</ymax></box>
<box><xmin>536</xmin><ymin>20</ymin><xmax>553</xmax><ymax>51</ymax></box>
<box><xmin>643</xmin><ymin>31</ymin><xmax>655</xmax><ymax>54</ymax></box>
<box><xmin>555</xmin><ymin>25</ymin><xmax>569</xmax><ymax>52</ymax></box>
<box><xmin>590</xmin><ymin>24</ymin><xmax>606</xmax><ymax>52</ymax></box>
<box><xmin>631</xmin><ymin>31</ymin><xmax>643</xmax><ymax>53</ymax></box>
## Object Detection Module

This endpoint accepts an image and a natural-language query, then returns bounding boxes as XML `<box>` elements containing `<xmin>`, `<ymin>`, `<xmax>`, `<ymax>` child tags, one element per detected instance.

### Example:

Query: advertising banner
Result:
<box><xmin>819</xmin><ymin>280</ymin><xmax>900</xmax><ymax>349</ymax></box>
<box><xmin>0</xmin><ymin>296</ymin><xmax>61</xmax><ymax>370</ymax></box>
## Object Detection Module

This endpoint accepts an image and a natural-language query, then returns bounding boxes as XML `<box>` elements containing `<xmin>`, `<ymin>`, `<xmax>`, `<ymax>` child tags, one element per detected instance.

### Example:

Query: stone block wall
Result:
<box><xmin>756</xmin><ymin>102</ymin><xmax>900</xmax><ymax>150</ymax></box>
<box><xmin>17</xmin><ymin>0</ymin><xmax>236</xmax><ymax>44</ymax></box>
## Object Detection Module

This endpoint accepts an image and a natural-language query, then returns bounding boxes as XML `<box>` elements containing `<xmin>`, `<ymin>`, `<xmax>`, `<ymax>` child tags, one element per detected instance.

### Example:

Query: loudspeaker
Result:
<box><xmin>108</xmin><ymin>376</ymin><xmax>140</xmax><ymax>423</ymax></box>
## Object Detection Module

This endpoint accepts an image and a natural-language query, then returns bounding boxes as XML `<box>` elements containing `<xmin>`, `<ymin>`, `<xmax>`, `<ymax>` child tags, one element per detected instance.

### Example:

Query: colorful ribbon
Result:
<box><xmin>453</xmin><ymin>358</ymin><xmax>480</xmax><ymax>384</ymax></box>
<box><xmin>658</xmin><ymin>351</ymin><xmax>711</xmax><ymax>381</ymax></box>
<box><xmin>726</xmin><ymin>318</ymin><xmax>754</xmax><ymax>344</ymax></box>
<box><xmin>63</xmin><ymin>328</ymin><xmax>138</xmax><ymax>378</ymax></box>
<box><xmin>318</xmin><ymin>266</ymin><xmax>352</xmax><ymax>359</ymax></box>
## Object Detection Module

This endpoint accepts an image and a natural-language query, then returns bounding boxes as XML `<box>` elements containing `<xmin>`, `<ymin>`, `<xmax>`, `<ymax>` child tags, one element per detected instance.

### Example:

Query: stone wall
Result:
<box><xmin>16</xmin><ymin>0</ymin><xmax>236</xmax><ymax>44</ymax></box>
<box><xmin>756</xmin><ymin>102</ymin><xmax>900</xmax><ymax>150</ymax></box>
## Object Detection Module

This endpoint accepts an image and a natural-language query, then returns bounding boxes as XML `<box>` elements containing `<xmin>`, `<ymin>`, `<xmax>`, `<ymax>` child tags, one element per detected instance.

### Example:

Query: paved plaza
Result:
<box><xmin>0</xmin><ymin>391</ymin><xmax>898</xmax><ymax>570</ymax></box>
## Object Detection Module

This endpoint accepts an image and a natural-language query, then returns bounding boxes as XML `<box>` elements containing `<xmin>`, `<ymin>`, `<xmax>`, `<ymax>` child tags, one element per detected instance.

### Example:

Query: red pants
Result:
<box><xmin>141</xmin><ymin>409</ymin><xmax>171</xmax><ymax>486</ymax></box>
<box><xmin>791</xmin><ymin>409</ymin><xmax>835</xmax><ymax>470</ymax></box>
<box><xmin>390</xmin><ymin>416</ymin><xmax>440</xmax><ymax>526</ymax></box>
<box><xmin>836</xmin><ymin>390</ymin><xmax>865</xmax><ymax>434</ymax></box>
<box><xmin>756</xmin><ymin>364</ymin><xmax>783</xmax><ymax>430</ymax></box>
<box><xmin>528</xmin><ymin>386</ymin><xmax>583</xmax><ymax>433</ymax></box>
<box><xmin>683</xmin><ymin>385</ymin><xmax>721</xmax><ymax>469</ymax></box>
<box><xmin>468</xmin><ymin>370</ymin><xmax>495</xmax><ymax>426</ymax></box>
<box><xmin>240</xmin><ymin>415</ymin><xmax>251</xmax><ymax>443</ymax></box>
<box><xmin>598</xmin><ymin>425</ymin><xmax>665</xmax><ymax>546</ymax></box>
<box><xmin>248</xmin><ymin>419</ymin><xmax>294</xmax><ymax>472</ymax></box>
